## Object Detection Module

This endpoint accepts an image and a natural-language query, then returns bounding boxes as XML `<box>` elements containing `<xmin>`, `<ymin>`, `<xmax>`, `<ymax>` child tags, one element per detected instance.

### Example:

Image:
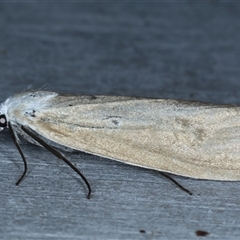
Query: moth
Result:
<box><xmin>0</xmin><ymin>90</ymin><xmax>239</xmax><ymax>198</ymax></box>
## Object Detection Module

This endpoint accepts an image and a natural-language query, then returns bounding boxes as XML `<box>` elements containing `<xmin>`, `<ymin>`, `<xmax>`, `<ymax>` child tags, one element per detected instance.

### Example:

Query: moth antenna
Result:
<box><xmin>8</xmin><ymin>122</ymin><xmax>28</xmax><ymax>185</ymax></box>
<box><xmin>159</xmin><ymin>172</ymin><xmax>193</xmax><ymax>196</ymax></box>
<box><xmin>39</xmin><ymin>83</ymin><xmax>47</xmax><ymax>90</ymax></box>
<box><xmin>27</xmin><ymin>84</ymin><xmax>33</xmax><ymax>90</ymax></box>
<box><xmin>21</xmin><ymin>125</ymin><xmax>91</xmax><ymax>199</ymax></box>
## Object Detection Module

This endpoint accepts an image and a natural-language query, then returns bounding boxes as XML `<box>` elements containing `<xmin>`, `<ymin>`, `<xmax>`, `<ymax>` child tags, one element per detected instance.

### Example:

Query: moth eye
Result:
<box><xmin>0</xmin><ymin>114</ymin><xmax>7</xmax><ymax>128</ymax></box>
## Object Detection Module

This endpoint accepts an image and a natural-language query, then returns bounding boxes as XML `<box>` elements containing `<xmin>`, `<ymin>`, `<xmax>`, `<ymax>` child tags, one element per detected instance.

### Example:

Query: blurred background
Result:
<box><xmin>1</xmin><ymin>2</ymin><xmax>240</xmax><ymax>103</ymax></box>
<box><xmin>1</xmin><ymin>2</ymin><xmax>240</xmax><ymax>239</ymax></box>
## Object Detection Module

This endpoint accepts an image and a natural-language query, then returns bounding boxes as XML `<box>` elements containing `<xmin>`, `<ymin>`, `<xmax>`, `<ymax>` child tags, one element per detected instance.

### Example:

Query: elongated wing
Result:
<box><xmin>18</xmin><ymin>93</ymin><xmax>240</xmax><ymax>181</ymax></box>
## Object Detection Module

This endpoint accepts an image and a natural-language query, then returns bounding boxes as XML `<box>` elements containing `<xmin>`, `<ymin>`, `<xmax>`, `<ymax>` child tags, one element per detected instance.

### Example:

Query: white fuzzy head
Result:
<box><xmin>0</xmin><ymin>91</ymin><xmax>58</xmax><ymax>131</ymax></box>
<box><xmin>0</xmin><ymin>102</ymin><xmax>8</xmax><ymax>131</ymax></box>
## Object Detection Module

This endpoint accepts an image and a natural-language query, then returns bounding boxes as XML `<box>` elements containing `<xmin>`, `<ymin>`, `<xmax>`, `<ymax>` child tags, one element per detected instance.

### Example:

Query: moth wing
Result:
<box><xmin>22</xmin><ymin>94</ymin><xmax>240</xmax><ymax>181</ymax></box>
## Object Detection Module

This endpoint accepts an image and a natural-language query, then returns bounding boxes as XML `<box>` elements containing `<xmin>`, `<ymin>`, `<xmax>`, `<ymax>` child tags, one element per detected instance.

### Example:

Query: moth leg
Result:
<box><xmin>8</xmin><ymin>122</ymin><xmax>28</xmax><ymax>186</ymax></box>
<box><xmin>159</xmin><ymin>172</ymin><xmax>192</xmax><ymax>196</ymax></box>
<box><xmin>21</xmin><ymin>125</ymin><xmax>92</xmax><ymax>199</ymax></box>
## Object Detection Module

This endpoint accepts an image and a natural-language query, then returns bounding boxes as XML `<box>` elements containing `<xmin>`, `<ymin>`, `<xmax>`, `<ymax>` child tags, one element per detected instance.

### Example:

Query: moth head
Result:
<box><xmin>0</xmin><ymin>114</ymin><xmax>7</xmax><ymax>131</ymax></box>
<box><xmin>0</xmin><ymin>101</ymin><xmax>8</xmax><ymax>131</ymax></box>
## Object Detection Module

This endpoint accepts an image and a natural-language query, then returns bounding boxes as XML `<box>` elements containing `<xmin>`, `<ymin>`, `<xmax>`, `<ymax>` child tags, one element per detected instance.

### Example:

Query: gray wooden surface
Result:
<box><xmin>1</xmin><ymin>2</ymin><xmax>240</xmax><ymax>239</ymax></box>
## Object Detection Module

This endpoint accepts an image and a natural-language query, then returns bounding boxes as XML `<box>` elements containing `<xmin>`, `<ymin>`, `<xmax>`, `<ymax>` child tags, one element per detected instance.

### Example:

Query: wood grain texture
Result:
<box><xmin>1</xmin><ymin>2</ymin><xmax>240</xmax><ymax>240</ymax></box>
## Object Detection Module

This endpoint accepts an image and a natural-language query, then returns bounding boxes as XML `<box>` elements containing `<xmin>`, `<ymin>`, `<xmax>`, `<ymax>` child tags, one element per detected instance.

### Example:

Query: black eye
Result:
<box><xmin>0</xmin><ymin>114</ymin><xmax>7</xmax><ymax>128</ymax></box>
